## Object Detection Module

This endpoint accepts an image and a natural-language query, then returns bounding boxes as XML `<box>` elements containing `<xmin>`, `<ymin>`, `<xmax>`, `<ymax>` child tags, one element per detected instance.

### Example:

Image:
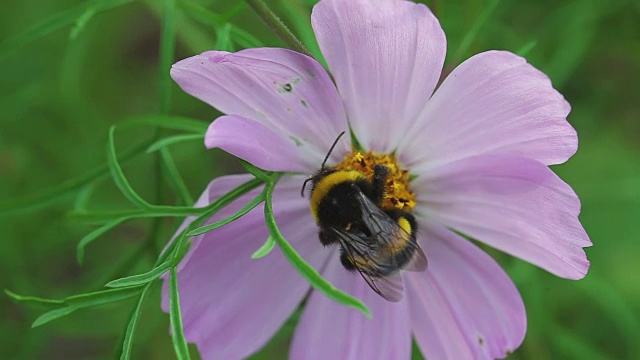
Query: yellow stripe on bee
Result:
<box><xmin>397</xmin><ymin>217</ymin><xmax>412</xmax><ymax>234</ymax></box>
<box><xmin>310</xmin><ymin>170</ymin><xmax>367</xmax><ymax>222</ymax></box>
<box><xmin>354</xmin><ymin>218</ymin><xmax>412</xmax><ymax>270</ymax></box>
<box><xmin>388</xmin><ymin>217</ymin><xmax>412</xmax><ymax>255</ymax></box>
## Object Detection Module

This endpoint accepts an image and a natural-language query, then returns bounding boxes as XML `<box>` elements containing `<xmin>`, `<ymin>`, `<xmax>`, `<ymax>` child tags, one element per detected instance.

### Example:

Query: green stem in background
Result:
<box><xmin>146</xmin><ymin>0</ymin><xmax>178</xmax><ymax>258</ymax></box>
<box><xmin>0</xmin><ymin>0</ymin><xmax>134</xmax><ymax>62</ymax></box>
<box><xmin>245</xmin><ymin>0</ymin><xmax>313</xmax><ymax>57</ymax></box>
<box><xmin>0</xmin><ymin>115</ymin><xmax>206</xmax><ymax>217</ymax></box>
<box><xmin>160</xmin><ymin>148</ymin><xmax>194</xmax><ymax>205</ymax></box>
<box><xmin>450</xmin><ymin>0</ymin><xmax>500</xmax><ymax>66</ymax></box>
<box><xmin>159</xmin><ymin>0</ymin><xmax>176</xmax><ymax>115</ymax></box>
<box><xmin>0</xmin><ymin>139</ymin><xmax>150</xmax><ymax>216</ymax></box>
<box><xmin>278</xmin><ymin>0</ymin><xmax>323</xmax><ymax>61</ymax></box>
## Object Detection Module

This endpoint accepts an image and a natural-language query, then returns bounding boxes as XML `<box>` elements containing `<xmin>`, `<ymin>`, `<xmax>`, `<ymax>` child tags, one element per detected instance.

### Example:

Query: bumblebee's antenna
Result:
<box><xmin>321</xmin><ymin>131</ymin><xmax>346</xmax><ymax>169</ymax></box>
<box><xmin>300</xmin><ymin>131</ymin><xmax>346</xmax><ymax>197</ymax></box>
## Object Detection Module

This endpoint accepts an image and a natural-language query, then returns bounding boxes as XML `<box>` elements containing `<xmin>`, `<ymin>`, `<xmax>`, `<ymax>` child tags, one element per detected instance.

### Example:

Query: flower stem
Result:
<box><xmin>245</xmin><ymin>0</ymin><xmax>313</xmax><ymax>58</ymax></box>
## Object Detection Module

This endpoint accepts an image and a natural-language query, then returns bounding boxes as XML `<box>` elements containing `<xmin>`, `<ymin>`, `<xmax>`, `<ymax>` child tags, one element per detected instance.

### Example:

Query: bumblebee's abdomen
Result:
<box><xmin>382</xmin><ymin>232</ymin><xmax>418</xmax><ymax>275</ymax></box>
<box><xmin>383</xmin><ymin>212</ymin><xmax>419</xmax><ymax>274</ymax></box>
<box><xmin>341</xmin><ymin>212</ymin><xmax>419</xmax><ymax>277</ymax></box>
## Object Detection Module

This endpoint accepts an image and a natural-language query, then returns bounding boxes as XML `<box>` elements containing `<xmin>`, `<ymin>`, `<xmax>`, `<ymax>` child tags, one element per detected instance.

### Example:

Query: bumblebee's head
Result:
<box><xmin>300</xmin><ymin>167</ymin><xmax>337</xmax><ymax>198</ymax></box>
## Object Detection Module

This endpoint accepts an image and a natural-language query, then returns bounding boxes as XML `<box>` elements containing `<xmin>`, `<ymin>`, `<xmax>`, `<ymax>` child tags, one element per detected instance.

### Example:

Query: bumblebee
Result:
<box><xmin>302</xmin><ymin>132</ymin><xmax>427</xmax><ymax>302</ymax></box>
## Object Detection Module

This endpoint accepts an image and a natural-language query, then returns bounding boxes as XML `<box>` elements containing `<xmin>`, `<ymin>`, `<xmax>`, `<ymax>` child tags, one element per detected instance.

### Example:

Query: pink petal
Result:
<box><xmin>400</xmin><ymin>51</ymin><xmax>577</xmax><ymax>171</ymax></box>
<box><xmin>172</xmin><ymin>48</ymin><xmax>350</xmax><ymax>172</ymax></box>
<box><xmin>205</xmin><ymin>115</ymin><xmax>321</xmax><ymax>172</ymax></box>
<box><xmin>290</xmin><ymin>253</ymin><xmax>412</xmax><ymax>360</ymax></box>
<box><xmin>413</xmin><ymin>155</ymin><xmax>591</xmax><ymax>279</ymax></box>
<box><xmin>169</xmin><ymin>174</ymin><xmax>261</xmax><ymax>272</ymax></box>
<box><xmin>408</xmin><ymin>223</ymin><xmax>526</xmax><ymax>359</ymax></box>
<box><xmin>312</xmin><ymin>0</ymin><xmax>446</xmax><ymax>153</ymax></box>
<box><xmin>161</xmin><ymin>175</ymin><xmax>329</xmax><ymax>359</ymax></box>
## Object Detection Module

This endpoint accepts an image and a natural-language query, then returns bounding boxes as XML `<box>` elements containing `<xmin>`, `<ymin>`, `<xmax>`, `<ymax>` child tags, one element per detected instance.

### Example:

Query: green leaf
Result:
<box><xmin>32</xmin><ymin>307</ymin><xmax>76</xmax><ymax>328</ymax></box>
<box><xmin>240</xmin><ymin>161</ymin><xmax>273</xmax><ymax>184</ymax></box>
<box><xmin>516</xmin><ymin>39</ymin><xmax>538</xmax><ymax>57</ymax></box>
<box><xmin>177</xmin><ymin>0</ymin><xmax>264</xmax><ymax>49</ymax></box>
<box><xmin>548</xmin><ymin>323</ymin><xmax>610</xmax><ymax>360</ymax></box>
<box><xmin>0</xmin><ymin>115</ymin><xmax>205</xmax><ymax>217</ymax></box>
<box><xmin>73</xmin><ymin>182</ymin><xmax>98</xmax><ymax>211</ymax></box>
<box><xmin>106</xmin><ymin>261</ymin><xmax>172</xmax><ymax>288</ymax></box>
<box><xmin>117</xmin><ymin>115</ymin><xmax>208</xmax><ymax>133</ymax></box>
<box><xmin>575</xmin><ymin>276</ymin><xmax>640</xmax><ymax>354</ymax></box>
<box><xmin>146</xmin><ymin>134</ymin><xmax>205</xmax><ymax>153</ymax></box>
<box><xmin>169</xmin><ymin>268</ymin><xmax>191</xmax><ymax>360</ymax></box>
<box><xmin>263</xmin><ymin>175</ymin><xmax>371</xmax><ymax>318</ymax></box>
<box><xmin>0</xmin><ymin>139</ymin><xmax>150</xmax><ymax>216</ymax></box>
<box><xmin>214</xmin><ymin>23</ymin><xmax>234</xmax><ymax>51</ymax></box>
<box><xmin>251</xmin><ymin>235</ymin><xmax>276</xmax><ymax>259</ymax></box>
<box><xmin>279</xmin><ymin>0</ymin><xmax>325</xmax><ymax>61</ymax></box>
<box><xmin>245</xmin><ymin>0</ymin><xmax>313</xmax><ymax>57</ymax></box>
<box><xmin>69</xmin><ymin>208</ymin><xmax>198</xmax><ymax>224</ymax></box>
<box><xmin>107</xmin><ymin>126</ymin><xmax>153</xmax><ymax>209</ymax></box>
<box><xmin>27</xmin><ymin>287</ymin><xmax>142</xmax><ymax>327</ymax></box>
<box><xmin>230</xmin><ymin>25</ymin><xmax>264</xmax><ymax>49</ymax></box>
<box><xmin>71</xmin><ymin>176</ymin><xmax>262</xmax><ymax>226</ymax></box>
<box><xmin>69</xmin><ymin>7</ymin><xmax>95</xmax><ymax>40</ymax></box>
<box><xmin>0</xmin><ymin>0</ymin><xmax>134</xmax><ymax>62</ymax></box>
<box><xmin>4</xmin><ymin>289</ymin><xmax>65</xmax><ymax>306</ymax></box>
<box><xmin>177</xmin><ymin>0</ymin><xmax>223</xmax><ymax>26</ymax></box>
<box><xmin>186</xmin><ymin>192</ymin><xmax>265</xmax><ymax>237</ymax></box>
<box><xmin>119</xmin><ymin>283</ymin><xmax>153</xmax><ymax>360</ymax></box>
<box><xmin>77</xmin><ymin>218</ymin><xmax>130</xmax><ymax>264</ymax></box>
<box><xmin>65</xmin><ymin>287</ymin><xmax>142</xmax><ymax>307</ymax></box>
<box><xmin>160</xmin><ymin>148</ymin><xmax>194</xmax><ymax>205</ymax></box>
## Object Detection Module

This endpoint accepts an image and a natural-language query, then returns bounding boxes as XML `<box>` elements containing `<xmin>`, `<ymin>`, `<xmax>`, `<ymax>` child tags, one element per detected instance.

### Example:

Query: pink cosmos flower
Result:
<box><xmin>161</xmin><ymin>0</ymin><xmax>591</xmax><ymax>358</ymax></box>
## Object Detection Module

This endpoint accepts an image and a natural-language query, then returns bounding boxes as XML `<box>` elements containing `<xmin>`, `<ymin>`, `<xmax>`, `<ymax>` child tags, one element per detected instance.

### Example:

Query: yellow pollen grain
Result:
<box><xmin>333</xmin><ymin>150</ymin><xmax>416</xmax><ymax>211</ymax></box>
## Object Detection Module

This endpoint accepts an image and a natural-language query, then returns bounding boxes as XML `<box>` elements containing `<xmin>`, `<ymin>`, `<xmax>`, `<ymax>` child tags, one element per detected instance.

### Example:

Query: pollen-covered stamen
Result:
<box><xmin>333</xmin><ymin>151</ymin><xmax>416</xmax><ymax>211</ymax></box>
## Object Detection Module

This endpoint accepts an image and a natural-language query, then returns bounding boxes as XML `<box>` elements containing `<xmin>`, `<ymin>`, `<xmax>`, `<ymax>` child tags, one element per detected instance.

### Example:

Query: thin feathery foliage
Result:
<box><xmin>1</xmin><ymin>0</ymin><xmax>639</xmax><ymax>359</ymax></box>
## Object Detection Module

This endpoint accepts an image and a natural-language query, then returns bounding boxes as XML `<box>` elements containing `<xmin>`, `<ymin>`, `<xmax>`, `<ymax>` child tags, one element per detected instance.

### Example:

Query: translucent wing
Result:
<box><xmin>331</xmin><ymin>228</ymin><xmax>405</xmax><ymax>302</ymax></box>
<box><xmin>353</xmin><ymin>189</ymin><xmax>428</xmax><ymax>272</ymax></box>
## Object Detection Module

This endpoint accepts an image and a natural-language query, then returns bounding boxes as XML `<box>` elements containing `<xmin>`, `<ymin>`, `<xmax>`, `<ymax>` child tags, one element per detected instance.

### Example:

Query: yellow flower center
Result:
<box><xmin>333</xmin><ymin>150</ymin><xmax>416</xmax><ymax>211</ymax></box>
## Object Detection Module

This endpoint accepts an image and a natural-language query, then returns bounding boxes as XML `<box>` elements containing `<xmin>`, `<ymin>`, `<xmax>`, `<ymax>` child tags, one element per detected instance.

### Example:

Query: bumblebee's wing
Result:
<box><xmin>403</xmin><ymin>245</ymin><xmax>428</xmax><ymax>272</ymax></box>
<box><xmin>353</xmin><ymin>190</ymin><xmax>428</xmax><ymax>272</ymax></box>
<box><xmin>332</xmin><ymin>228</ymin><xmax>404</xmax><ymax>302</ymax></box>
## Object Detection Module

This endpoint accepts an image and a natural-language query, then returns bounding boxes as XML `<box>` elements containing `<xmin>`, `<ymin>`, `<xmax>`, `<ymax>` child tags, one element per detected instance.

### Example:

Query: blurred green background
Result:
<box><xmin>1</xmin><ymin>0</ymin><xmax>639</xmax><ymax>358</ymax></box>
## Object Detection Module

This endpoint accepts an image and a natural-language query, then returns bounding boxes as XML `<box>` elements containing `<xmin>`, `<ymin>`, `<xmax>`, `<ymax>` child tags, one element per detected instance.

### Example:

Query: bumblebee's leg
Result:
<box><xmin>318</xmin><ymin>229</ymin><xmax>338</xmax><ymax>246</ymax></box>
<box><xmin>339</xmin><ymin>247</ymin><xmax>357</xmax><ymax>271</ymax></box>
<box><xmin>372</xmin><ymin>164</ymin><xmax>390</xmax><ymax>204</ymax></box>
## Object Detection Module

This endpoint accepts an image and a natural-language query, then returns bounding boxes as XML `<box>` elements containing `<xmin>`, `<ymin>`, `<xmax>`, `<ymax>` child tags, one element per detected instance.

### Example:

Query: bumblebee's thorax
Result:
<box><xmin>309</xmin><ymin>150</ymin><xmax>416</xmax><ymax>224</ymax></box>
